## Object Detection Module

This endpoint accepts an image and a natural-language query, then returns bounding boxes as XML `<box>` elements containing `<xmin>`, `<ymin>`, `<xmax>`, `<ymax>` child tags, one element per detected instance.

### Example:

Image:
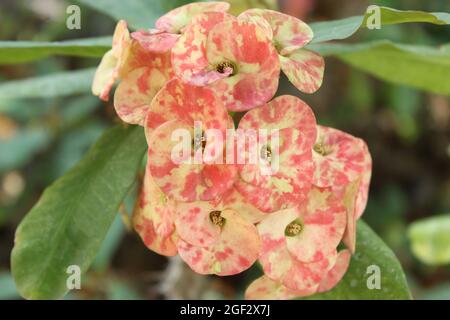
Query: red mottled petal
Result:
<box><xmin>156</xmin><ymin>1</ymin><xmax>230</xmax><ymax>33</ymax></box>
<box><xmin>282</xmin><ymin>253</ymin><xmax>337</xmax><ymax>292</ymax></box>
<box><xmin>132</xmin><ymin>30</ymin><xmax>180</xmax><ymax>53</ymax></box>
<box><xmin>236</xmin><ymin>128</ymin><xmax>313</xmax><ymax>213</ymax></box>
<box><xmin>257</xmin><ymin>207</ymin><xmax>337</xmax><ymax>291</ymax></box>
<box><xmin>92</xmin><ymin>20</ymin><xmax>130</xmax><ymax>101</ymax></box>
<box><xmin>257</xmin><ymin>207</ymin><xmax>300</xmax><ymax>280</ymax></box>
<box><xmin>286</xmin><ymin>186</ymin><xmax>347</xmax><ymax>263</ymax></box>
<box><xmin>145</xmin><ymin>77</ymin><xmax>229</xmax><ymax>138</ymax></box>
<box><xmin>313</xmin><ymin>125</ymin><xmax>368</xmax><ymax>188</ymax></box>
<box><xmin>112</xmin><ymin>20</ymin><xmax>130</xmax><ymax>58</ymax></box>
<box><xmin>340</xmin><ymin>179</ymin><xmax>362</xmax><ymax>253</ymax></box>
<box><xmin>206</xmin><ymin>19</ymin><xmax>280</xmax><ymax>111</ymax></box>
<box><xmin>238</xmin><ymin>95</ymin><xmax>317</xmax><ymax>146</ymax></box>
<box><xmin>245</xmin><ymin>276</ymin><xmax>315</xmax><ymax>300</ymax></box>
<box><xmin>147</xmin><ymin>120</ymin><xmax>236</xmax><ymax>202</ymax></box>
<box><xmin>177</xmin><ymin>209</ymin><xmax>260</xmax><ymax>275</ymax></box>
<box><xmin>122</xmin><ymin>40</ymin><xmax>173</xmax><ymax>76</ymax></box>
<box><xmin>239</xmin><ymin>8</ymin><xmax>313</xmax><ymax>55</ymax></box>
<box><xmin>114</xmin><ymin>66</ymin><xmax>169</xmax><ymax>125</ymax></box>
<box><xmin>175</xmin><ymin>201</ymin><xmax>220</xmax><ymax>247</ymax></box>
<box><xmin>280</xmin><ymin>49</ymin><xmax>324</xmax><ymax>94</ymax></box>
<box><xmin>172</xmin><ymin>12</ymin><xmax>236</xmax><ymax>86</ymax></box>
<box><xmin>217</xmin><ymin>187</ymin><xmax>266</xmax><ymax>223</ymax></box>
<box><xmin>317</xmin><ymin>249</ymin><xmax>352</xmax><ymax>293</ymax></box>
<box><xmin>133</xmin><ymin>163</ymin><xmax>177</xmax><ymax>256</ymax></box>
<box><xmin>238</xmin><ymin>14</ymin><xmax>273</xmax><ymax>41</ymax></box>
<box><xmin>92</xmin><ymin>50</ymin><xmax>118</xmax><ymax>101</ymax></box>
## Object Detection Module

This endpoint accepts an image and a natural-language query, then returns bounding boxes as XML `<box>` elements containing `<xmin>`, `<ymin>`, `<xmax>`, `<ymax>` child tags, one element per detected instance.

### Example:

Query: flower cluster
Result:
<box><xmin>92</xmin><ymin>2</ymin><xmax>372</xmax><ymax>299</ymax></box>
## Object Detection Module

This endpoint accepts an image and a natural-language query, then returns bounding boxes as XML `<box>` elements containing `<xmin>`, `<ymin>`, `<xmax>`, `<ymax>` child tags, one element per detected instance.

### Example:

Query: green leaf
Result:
<box><xmin>408</xmin><ymin>214</ymin><xmax>450</xmax><ymax>266</ymax></box>
<box><xmin>11</xmin><ymin>125</ymin><xmax>147</xmax><ymax>300</ymax></box>
<box><xmin>311</xmin><ymin>41</ymin><xmax>450</xmax><ymax>96</ymax></box>
<box><xmin>91</xmin><ymin>214</ymin><xmax>126</xmax><ymax>271</ymax></box>
<box><xmin>0</xmin><ymin>68</ymin><xmax>96</xmax><ymax>99</ymax></box>
<box><xmin>0</xmin><ymin>37</ymin><xmax>111</xmax><ymax>65</ymax></box>
<box><xmin>308</xmin><ymin>221</ymin><xmax>412</xmax><ymax>300</ymax></box>
<box><xmin>310</xmin><ymin>6</ymin><xmax>450</xmax><ymax>44</ymax></box>
<box><xmin>75</xmin><ymin>0</ymin><xmax>195</xmax><ymax>30</ymax></box>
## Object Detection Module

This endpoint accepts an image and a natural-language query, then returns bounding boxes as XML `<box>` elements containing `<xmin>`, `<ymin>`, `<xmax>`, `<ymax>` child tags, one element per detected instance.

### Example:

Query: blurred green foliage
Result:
<box><xmin>408</xmin><ymin>214</ymin><xmax>450</xmax><ymax>266</ymax></box>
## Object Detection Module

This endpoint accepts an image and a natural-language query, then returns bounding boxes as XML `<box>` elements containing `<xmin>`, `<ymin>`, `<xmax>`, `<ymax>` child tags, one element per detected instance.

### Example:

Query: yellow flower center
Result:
<box><xmin>313</xmin><ymin>142</ymin><xmax>332</xmax><ymax>156</ymax></box>
<box><xmin>215</xmin><ymin>61</ymin><xmax>237</xmax><ymax>76</ymax></box>
<box><xmin>260</xmin><ymin>144</ymin><xmax>272</xmax><ymax>163</ymax></box>
<box><xmin>285</xmin><ymin>219</ymin><xmax>304</xmax><ymax>237</ymax></box>
<box><xmin>192</xmin><ymin>130</ymin><xmax>207</xmax><ymax>152</ymax></box>
<box><xmin>209</xmin><ymin>210</ymin><xmax>226</xmax><ymax>227</ymax></box>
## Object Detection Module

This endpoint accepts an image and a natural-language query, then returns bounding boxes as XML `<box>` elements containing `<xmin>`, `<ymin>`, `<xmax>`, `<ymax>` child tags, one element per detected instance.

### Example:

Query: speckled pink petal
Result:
<box><xmin>131</xmin><ymin>30</ymin><xmax>180</xmax><ymax>53</ymax></box>
<box><xmin>317</xmin><ymin>249</ymin><xmax>351</xmax><ymax>293</ymax></box>
<box><xmin>285</xmin><ymin>186</ymin><xmax>347</xmax><ymax>263</ymax></box>
<box><xmin>92</xmin><ymin>20</ymin><xmax>130</xmax><ymax>101</ymax></box>
<box><xmin>112</xmin><ymin>20</ymin><xmax>130</xmax><ymax>58</ymax></box>
<box><xmin>147</xmin><ymin>120</ymin><xmax>237</xmax><ymax>202</ymax></box>
<box><xmin>121</xmin><ymin>40</ymin><xmax>173</xmax><ymax>77</ymax></box>
<box><xmin>257</xmin><ymin>207</ymin><xmax>301</xmax><ymax>280</ymax></box>
<box><xmin>172</xmin><ymin>12</ymin><xmax>236</xmax><ymax>86</ymax></box>
<box><xmin>238</xmin><ymin>95</ymin><xmax>317</xmax><ymax>146</ymax></box>
<box><xmin>312</xmin><ymin>125</ymin><xmax>368</xmax><ymax>189</ymax></box>
<box><xmin>236</xmin><ymin>128</ymin><xmax>313</xmax><ymax>213</ymax></box>
<box><xmin>156</xmin><ymin>1</ymin><xmax>230</xmax><ymax>34</ymax></box>
<box><xmin>245</xmin><ymin>276</ymin><xmax>315</xmax><ymax>300</ymax></box>
<box><xmin>238</xmin><ymin>9</ymin><xmax>313</xmax><ymax>55</ymax></box>
<box><xmin>114</xmin><ymin>66</ymin><xmax>170</xmax><ymax>125</ymax></box>
<box><xmin>145</xmin><ymin>77</ymin><xmax>229</xmax><ymax>139</ymax></box>
<box><xmin>280</xmin><ymin>49</ymin><xmax>324</xmax><ymax>94</ymax></box>
<box><xmin>340</xmin><ymin>179</ymin><xmax>362</xmax><ymax>253</ymax></box>
<box><xmin>177</xmin><ymin>209</ymin><xmax>260</xmax><ymax>275</ymax></box>
<box><xmin>282</xmin><ymin>253</ymin><xmax>337</xmax><ymax>292</ymax></box>
<box><xmin>175</xmin><ymin>201</ymin><xmax>221</xmax><ymax>248</ymax></box>
<box><xmin>92</xmin><ymin>49</ymin><xmax>118</xmax><ymax>101</ymax></box>
<box><xmin>133</xmin><ymin>162</ymin><xmax>178</xmax><ymax>256</ymax></box>
<box><xmin>217</xmin><ymin>187</ymin><xmax>266</xmax><ymax>223</ymax></box>
<box><xmin>206</xmin><ymin>19</ymin><xmax>280</xmax><ymax>111</ymax></box>
<box><xmin>257</xmin><ymin>207</ymin><xmax>337</xmax><ymax>292</ymax></box>
<box><xmin>237</xmin><ymin>14</ymin><xmax>273</xmax><ymax>41</ymax></box>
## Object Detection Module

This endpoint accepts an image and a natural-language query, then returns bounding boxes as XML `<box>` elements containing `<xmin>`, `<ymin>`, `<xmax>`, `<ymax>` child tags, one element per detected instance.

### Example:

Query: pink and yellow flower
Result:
<box><xmin>312</xmin><ymin>126</ymin><xmax>369</xmax><ymax>188</ymax></box>
<box><xmin>175</xmin><ymin>201</ymin><xmax>261</xmax><ymax>275</ymax></box>
<box><xmin>172</xmin><ymin>13</ymin><xmax>280</xmax><ymax>111</ymax></box>
<box><xmin>239</xmin><ymin>9</ymin><xmax>325</xmax><ymax>94</ymax></box>
<box><xmin>96</xmin><ymin>4</ymin><xmax>375</xmax><ymax>300</ymax></box>
<box><xmin>133</xmin><ymin>161</ymin><xmax>178</xmax><ymax>257</ymax></box>
<box><xmin>145</xmin><ymin>78</ymin><xmax>236</xmax><ymax>202</ymax></box>
<box><xmin>245</xmin><ymin>249</ymin><xmax>351</xmax><ymax>299</ymax></box>
<box><xmin>156</xmin><ymin>1</ymin><xmax>230</xmax><ymax>34</ymax></box>
<box><xmin>257</xmin><ymin>187</ymin><xmax>347</xmax><ymax>292</ymax></box>
<box><xmin>92</xmin><ymin>20</ymin><xmax>131</xmax><ymax>101</ymax></box>
<box><xmin>312</xmin><ymin>126</ymin><xmax>372</xmax><ymax>252</ymax></box>
<box><xmin>112</xmin><ymin>28</ymin><xmax>178</xmax><ymax>125</ymax></box>
<box><xmin>235</xmin><ymin>95</ymin><xmax>316</xmax><ymax>212</ymax></box>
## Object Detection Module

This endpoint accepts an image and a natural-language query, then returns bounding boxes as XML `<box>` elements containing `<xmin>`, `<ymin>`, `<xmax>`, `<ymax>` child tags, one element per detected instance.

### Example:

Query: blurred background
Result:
<box><xmin>0</xmin><ymin>0</ymin><xmax>449</xmax><ymax>299</ymax></box>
